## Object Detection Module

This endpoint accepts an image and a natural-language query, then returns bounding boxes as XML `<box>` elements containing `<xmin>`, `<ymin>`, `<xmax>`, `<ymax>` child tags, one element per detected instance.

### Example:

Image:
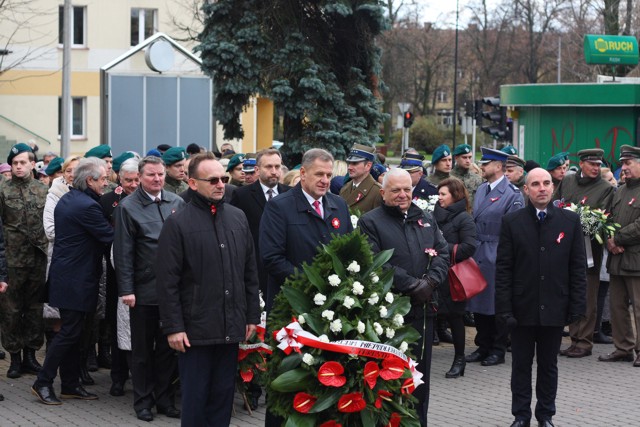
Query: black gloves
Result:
<box><xmin>409</xmin><ymin>277</ymin><xmax>438</xmax><ymax>304</ymax></box>
<box><xmin>565</xmin><ymin>313</ymin><xmax>583</xmax><ymax>326</ymax></box>
<box><xmin>499</xmin><ymin>312</ymin><xmax>518</xmax><ymax>332</ymax></box>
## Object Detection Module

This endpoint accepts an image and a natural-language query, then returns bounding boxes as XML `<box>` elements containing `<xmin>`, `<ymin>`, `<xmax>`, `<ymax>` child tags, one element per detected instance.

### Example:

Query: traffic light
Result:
<box><xmin>403</xmin><ymin>111</ymin><xmax>414</xmax><ymax>128</ymax></box>
<box><xmin>480</xmin><ymin>96</ymin><xmax>508</xmax><ymax>140</ymax></box>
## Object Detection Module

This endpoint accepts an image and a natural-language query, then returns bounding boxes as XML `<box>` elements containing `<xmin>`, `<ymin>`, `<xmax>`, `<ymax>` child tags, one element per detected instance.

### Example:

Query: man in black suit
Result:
<box><xmin>230</xmin><ymin>148</ymin><xmax>290</xmax><ymax>295</ymax></box>
<box><xmin>495</xmin><ymin>168</ymin><xmax>587</xmax><ymax>427</ymax></box>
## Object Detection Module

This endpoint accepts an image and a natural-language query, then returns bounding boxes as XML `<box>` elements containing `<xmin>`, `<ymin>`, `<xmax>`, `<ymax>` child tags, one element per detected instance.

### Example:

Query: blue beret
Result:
<box><xmin>226</xmin><ymin>153</ymin><xmax>246</xmax><ymax>172</ymax></box>
<box><xmin>453</xmin><ymin>144</ymin><xmax>472</xmax><ymax>156</ymax></box>
<box><xmin>162</xmin><ymin>147</ymin><xmax>188</xmax><ymax>166</ymax></box>
<box><xmin>85</xmin><ymin>145</ymin><xmax>113</xmax><ymax>159</ymax></box>
<box><xmin>7</xmin><ymin>143</ymin><xmax>33</xmax><ymax>164</ymax></box>
<box><xmin>44</xmin><ymin>157</ymin><xmax>64</xmax><ymax>176</ymax></box>
<box><xmin>146</xmin><ymin>149</ymin><xmax>162</xmax><ymax>157</ymax></box>
<box><xmin>432</xmin><ymin>144</ymin><xmax>452</xmax><ymax>164</ymax></box>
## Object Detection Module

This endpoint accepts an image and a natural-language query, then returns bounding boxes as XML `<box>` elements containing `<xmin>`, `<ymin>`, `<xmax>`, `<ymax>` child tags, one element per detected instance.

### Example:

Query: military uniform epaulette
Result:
<box><xmin>509</xmin><ymin>183</ymin><xmax>521</xmax><ymax>193</ymax></box>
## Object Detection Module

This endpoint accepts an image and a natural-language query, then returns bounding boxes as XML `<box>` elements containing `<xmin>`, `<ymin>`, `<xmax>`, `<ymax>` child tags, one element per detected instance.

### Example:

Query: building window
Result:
<box><xmin>436</xmin><ymin>91</ymin><xmax>447</xmax><ymax>103</ymax></box>
<box><xmin>58</xmin><ymin>6</ymin><xmax>86</xmax><ymax>47</ymax></box>
<box><xmin>131</xmin><ymin>8</ymin><xmax>157</xmax><ymax>46</ymax></box>
<box><xmin>58</xmin><ymin>97</ymin><xmax>86</xmax><ymax>138</ymax></box>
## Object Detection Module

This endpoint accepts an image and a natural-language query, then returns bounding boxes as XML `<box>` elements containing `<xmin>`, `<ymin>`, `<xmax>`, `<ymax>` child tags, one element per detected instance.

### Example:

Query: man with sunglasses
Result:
<box><xmin>156</xmin><ymin>152</ymin><xmax>259</xmax><ymax>426</ymax></box>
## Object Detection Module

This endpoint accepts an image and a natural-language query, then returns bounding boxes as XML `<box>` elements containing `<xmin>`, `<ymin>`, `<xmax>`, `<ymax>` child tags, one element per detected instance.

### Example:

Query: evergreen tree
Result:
<box><xmin>196</xmin><ymin>0</ymin><xmax>388</xmax><ymax>166</ymax></box>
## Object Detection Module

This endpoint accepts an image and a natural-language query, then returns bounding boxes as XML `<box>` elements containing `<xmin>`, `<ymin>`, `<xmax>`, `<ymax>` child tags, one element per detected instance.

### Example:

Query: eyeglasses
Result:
<box><xmin>193</xmin><ymin>176</ymin><xmax>229</xmax><ymax>185</ymax></box>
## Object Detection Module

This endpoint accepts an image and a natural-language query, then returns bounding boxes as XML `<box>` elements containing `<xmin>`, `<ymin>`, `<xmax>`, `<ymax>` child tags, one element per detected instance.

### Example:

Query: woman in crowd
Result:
<box><xmin>433</xmin><ymin>177</ymin><xmax>478</xmax><ymax>378</ymax></box>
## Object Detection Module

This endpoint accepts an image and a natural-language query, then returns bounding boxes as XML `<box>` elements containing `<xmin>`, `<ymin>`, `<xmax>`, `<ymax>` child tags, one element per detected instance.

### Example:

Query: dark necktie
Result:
<box><xmin>312</xmin><ymin>200</ymin><xmax>322</xmax><ymax>217</ymax></box>
<box><xmin>155</xmin><ymin>197</ymin><xmax>165</xmax><ymax>222</ymax></box>
<box><xmin>486</xmin><ymin>185</ymin><xmax>491</xmax><ymax>195</ymax></box>
<box><xmin>267</xmin><ymin>189</ymin><xmax>274</xmax><ymax>201</ymax></box>
<box><xmin>538</xmin><ymin>211</ymin><xmax>546</xmax><ymax>222</ymax></box>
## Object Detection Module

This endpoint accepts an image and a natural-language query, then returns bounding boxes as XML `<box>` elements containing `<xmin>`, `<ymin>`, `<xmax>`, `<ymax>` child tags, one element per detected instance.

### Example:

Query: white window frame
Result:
<box><xmin>58</xmin><ymin>5</ymin><xmax>87</xmax><ymax>48</ymax></box>
<box><xmin>131</xmin><ymin>8</ymin><xmax>158</xmax><ymax>46</ymax></box>
<box><xmin>58</xmin><ymin>97</ymin><xmax>87</xmax><ymax>139</ymax></box>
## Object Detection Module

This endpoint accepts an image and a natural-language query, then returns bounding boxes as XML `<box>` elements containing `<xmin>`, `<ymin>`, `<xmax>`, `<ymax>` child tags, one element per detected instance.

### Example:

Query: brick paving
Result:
<box><xmin>0</xmin><ymin>330</ymin><xmax>638</xmax><ymax>426</ymax></box>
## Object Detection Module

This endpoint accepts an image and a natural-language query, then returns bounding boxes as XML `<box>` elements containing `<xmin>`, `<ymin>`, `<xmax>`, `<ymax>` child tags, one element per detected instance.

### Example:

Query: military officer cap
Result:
<box><xmin>506</xmin><ymin>155</ymin><xmax>525</xmax><ymax>169</ymax></box>
<box><xmin>226</xmin><ymin>153</ymin><xmax>246</xmax><ymax>172</ymax></box>
<box><xmin>85</xmin><ymin>145</ymin><xmax>113</xmax><ymax>159</ymax></box>
<box><xmin>501</xmin><ymin>145</ymin><xmax>518</xmax><ymax>155</ymax></box>
<box><xmin>478</xmin><ymin>146</ymin><xmax>509</xmax><ymax>164</ymax></box>
<box><xmin>545</xmin><ymin>153</ymin><xmax>567</xmax><ymax>171</ymax></box>
<box><xmin>243</xmin><ymin>154</ymin><xmax>257</xmax><ymax>173</ymax></box>
<box><xmin>431</xmin><ymin>144</ymin><xmax>452</xmax><ymax>164</ymax></box>
<box><xmin>113</xmin><ymin>152</ymin><xmax>136</xmax><ymax>173</ymax></box>
<box><xmin>7</xmin><ymin>142</ymin><xmax>33</xmax><ymax>164</ymax></box>
<box><xmin>346</xmin><ymin>143</ymin><xmax>376</xmax><ymax>163</ymax></box>
<box><xmin>44</xmin><ymin>157</ymin><xmax>65</xmax><ymax>176</ymax></box>
<box><xmin>162</xmin><ymin>147</ymin><xmax>188</xmax><ymax>166</ymax></box>
<box><xmin>578</xmin><ymin>148</ymin><xmax>603</xmax><ymax>164</ymax></box>
<box><xmin>399</xmin><ymin>152</ymin><xmax>425</xmax><ymax>172</ymax></box>
<box><xmin>370</xmin><ymin>163</ymin><xmax>387</xmax><ymax>182</ymax></box>
<box><xmin>452</xmin><ymin>144</ymin><xmax>472</xmax><ymax>157</ymax></box>
<box><xmin>619</xmin><ymin>145</ymin><xmax>640</xmax><ymax>161</ymax></box>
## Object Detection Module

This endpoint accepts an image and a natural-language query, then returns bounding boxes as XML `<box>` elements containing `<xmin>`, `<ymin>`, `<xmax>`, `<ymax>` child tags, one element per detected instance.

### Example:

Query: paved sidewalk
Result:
<box><xmin>0</xmin><ymin>331</ymin><xmax>637</xmax><ymax>426</ymax></box>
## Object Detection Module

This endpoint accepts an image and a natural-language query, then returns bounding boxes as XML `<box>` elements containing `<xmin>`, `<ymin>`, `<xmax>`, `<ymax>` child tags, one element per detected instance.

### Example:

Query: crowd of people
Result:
<box><xmin>0</xmin><ymin>138</ymin><xmax>638</xmax><ymax>427</ymax></box>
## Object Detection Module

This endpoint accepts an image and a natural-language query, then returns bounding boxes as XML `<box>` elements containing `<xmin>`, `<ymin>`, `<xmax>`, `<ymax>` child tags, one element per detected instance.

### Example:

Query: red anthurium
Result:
<box><xmin>386</xmin><ymin>412</ymin><xmax>402</xmax><ymax>427</ymax></box>
<box><xmin>319</xmin><ymin>421</ymin><xmax>342</xmax><ymax>427</ymax></box>
<box><xmin>240</xmin><ymin>368</ymin><xmax>254</xmax><ymax>383</ymax></box>
<box><xmin>363</xmin><ymin>361</ymin><xmax>380</xmax><ymax>389</ymax></box>
<box><xmin>337</xmin><ymin>392</ymin><xmax>366</xmax><ymax>413</ymax></box>
<box><xmin>401</xmin><ymin>378</ymin><xmax>415</xmax><ymax>395</ymax></box>
<box><xmin>293</xmin><ymin>392</ymin><xmax>317</xmax><ymax>413</ymax></box>
<box><xmin>318</xmin><ymin>361</ymin><xmax>347</xmax><ymax>387</ymax></box>
<box><xmin>374</xmin><ymin>389</ymin><xmax>393</xmax><ymax>409</ymax></box>
<box><xmin>379</xmin><ymin>358</ymin><xmax>405</xmax><ymax>380</ymax></box>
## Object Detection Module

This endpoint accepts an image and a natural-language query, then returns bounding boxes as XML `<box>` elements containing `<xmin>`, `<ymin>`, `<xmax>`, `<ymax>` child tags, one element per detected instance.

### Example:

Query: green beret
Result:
<box><xmin>85</xmin><ymin>145</ymin><xmax>113</xmax><ymax>159</ymax></box>
<box><xmin>162</xmin><ymin>147</ymin><xmax>188</xmax><ymax>166</ymax></box>
<box><xmin>453</xmin><ymin>144</ymin><xmax>472</xmax><ymax>156</ymax></box>
<box><xmin>226</xmin><ymin>153</ymin><xmax>246</xmax><ymax>172</ymax></box>
<box><xmin>44</xmin><ymin>157</ymin><xmax>64</xmax><ymax>176</ymax></box>
<box><xmin>113</xmin><ymin>152</ymin><xmax>136</xmax><ymax>173</ymax></box>
<box><xmin>545</xmin><ymin>153</ymin><xmax>567</xmax><ymax>171</ymax></box>
<box><xmin>7</xmin><ymin>143</ymin><xmax>33</xmax><ymax>164</ymax></box>
<box><xmin>431</xmin><ymin>144</ymin><xmax>452</xmax><ymax>164</ymax></box>
<box><xmin>500</xmin><ymin>145</ymin><xmax>518</xmax><ymax>155</ymax></box>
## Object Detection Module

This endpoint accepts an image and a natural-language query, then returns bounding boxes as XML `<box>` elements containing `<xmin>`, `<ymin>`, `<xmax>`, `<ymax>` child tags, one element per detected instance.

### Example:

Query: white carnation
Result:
<box><xmin>379</xmin><ymin>306</ymin><xmax>388</xmax><ymax>317</ymax></box>
<box><xmin>343</xmin><ymin>296</ymin><xmax>355</xmax><ymax>309</ymax></box>
<box><xmin>357</xmin><ymin>321</ymin><xmax>365</xmax><ymax>334</ymax></box>
<box><xmin>352</xmin><ymin>281</ymin><xmax>364</xmax><ymax>295</ymax></box>
<box><xmin>392</xmin><ymin>314</ymin><xmax>404</xmax><ymax>327</ymax></box>
<box><xmin>328</xmin><ymin>274</ymin><xmax>341</xmax><ymax>287</ymax></box>
<box><xmin>385</xmin><ymin>327</ymin><xmax>395</xmax><ymax>338</ymax></box>
<box><xmin>314</xmin><ymin>293</ymin><xmax>327</xmax><ymax>306</ymax></box>
<box><xmin>302</xmin><ymin>353</ymin><xmax>316</xmax><ymax>366</ymax></box>
<box><xmin>373</xmin><ymin>322</ymin><xmax>383</xmax><ymax>336</ymax></box>
<box><xmin>259</xmin><ymin>292</ymin><xmax>266</xmax><ymax>310</ymax></box>
<box><xmin>318</xmin><ymin>334</ymin><xmax>330</xmax><ymax>343</ymax></box>
<box><xmin>399</xmin><ymin>341</ymin><xmax>409</xmax><ymax>353</ymax></box>
<box><xmin>330</xmin><ymin>319</ymin><xmax>343</xmax><ymax>333</ymax></box>
<box><xmin>347</xmin><ymin>261</ymin><xmax>361</xmax><ymax>274</ymax></box>
<box><xmin>385</xmin><ymin>292</ymin><xmax>394</xmax><ymax>304</ymax></box>
<box><xmin>322</xmin><ymin>310</ymin><xmax>334</xmax><ymax>321</ymax></box>
<box><xmin>368</xmin><ymin>293</ymin><xmax>379</xmax><ymax>305</ymax></box>
<box><xmin>351</xmin><ymin>215</ymin><xmax>359</xmax><ymax>229</ymax></box>
<box><xmin>371</xmin><ymin>274</ymin><xmax>379</xmax><ymax>283</ymax></box>
<box><xmin>298</xmin><ymin>314</ymin><xmax>306</xmax><ymax>325</ymax></box>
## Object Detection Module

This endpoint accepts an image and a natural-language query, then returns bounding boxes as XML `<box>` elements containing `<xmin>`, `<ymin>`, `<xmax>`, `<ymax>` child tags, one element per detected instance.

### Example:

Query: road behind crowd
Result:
<box><xmin>0</xmin><ymin>330</ymin><xmax>636</xmax><ymax>426</ymax></box>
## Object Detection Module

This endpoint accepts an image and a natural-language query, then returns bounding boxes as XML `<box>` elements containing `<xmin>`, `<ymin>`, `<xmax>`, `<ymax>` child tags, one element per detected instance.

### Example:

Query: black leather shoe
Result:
<box><xmin>86</xmin><ymin>349</ymin><xmax>98</xmax><ymax>372</ymax></box>
<box><xmin>80</xmin><ymin>366</ymin><xmax>95</xmax><ymax>386</ymax></box>
<box><xmin>0</xmin><ymin>393</ymin><xmax>4</xmax><ymax>401</ymax></box>
<box><xmin>465</xmin><ymin>350</ymin><xmax>488</xmax><ymax>363</ymax></box>
<box><xmin>7</xmin><ymin>352</ymin><xmax>22</xmax><ymax>378</ymax></box>
<box><xmin>438</xmin><ymin>329</ymin><xmax>454</xmax><ymax>344</ymax></box>
<box><xmin>593</xmin><ymin>331</ymin><xmax>613</xmax><ymax>344</ymax></box>
<box><xmin>109</xmin><ymin>381</ymin><xmax>125</xmax><ymax>397</ymax></box>
<box><xmin>136</xmin><ymin>408</ymin><xmax>154</xmax><ymax>422</ymax></box>
<box><xmin>0</xmin><ymin>349</ymin><xmax>5</xmax><ymax>359</ymax></box>
<box><xmin>31</xmin><ymin>384</ymin><xmax>62</xmax><ymax>405</ymax></box>
<box><xmin>538</xmin><ymin>419</ymin><xmax>555</xmax><ymax>427</ymax></box>
<box><xmin>432</xmin><ymin>330</ymin><xmax>440</xmax><ymax>346</ymax></box>
<box><xmin>510</xmin><ymin>420</ymin><xmax>530</xmax><ymax>427</ymax></box>
<box><xmin>481</xmin><ymin>354</ymin><xmax>505</xmax><ymax>366</ymax></box>
<box><xmin>21</xmin><ymin>348</ymin><xmax>42</xmax><ymax>374</ymax></box>
<box><xmin>60</xmin><ymin>385</ymin><xmax>98</xmax><ymax>400</ymax></box>
<box><xmin>157</xmin><ymin>405</ymin><xmax>181</xmax><ymax>418</ymax></box>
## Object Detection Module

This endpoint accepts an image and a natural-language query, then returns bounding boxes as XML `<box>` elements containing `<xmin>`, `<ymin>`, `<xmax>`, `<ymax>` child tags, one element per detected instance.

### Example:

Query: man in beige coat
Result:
<box><xmin>339</xmin><ymin>143</ymin><xmax>382</xmax><ymax>214</ymax></box>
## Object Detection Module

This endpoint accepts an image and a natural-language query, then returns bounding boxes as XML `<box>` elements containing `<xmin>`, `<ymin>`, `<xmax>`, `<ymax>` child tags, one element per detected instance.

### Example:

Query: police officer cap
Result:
<box><xmin>226</xmin><ymin>153</ymin><xmax>246</xmax><ymax>172</ymax></box>
<box><xmin>578</xmin><ymin>148</ymin><xmax>603</xmax><ymax>164</ymax></box>
<box><xmin>500</xmin><ymin>145</ymin><xmax>518</xmax><ymax>155</ymax></box>
<box><xmin>619</xmin><ymin>145</ymin><xmax>640</xmax><ymax>161</ymax></box>
<box><xmin>113</xmin><ymin>152</ymin><xmax>136</xmax><ymax>173</ymax></box>
<box><xmin>346</xmin><ymin>143</ymin><xmax>376</xmax><ymax>163</ymax></box>
<box><xmin>243</xmin><ymin>155</ymin><xmax>257</xmax><ymax>173</ymax></box>
<box><xmin>399</xmin><ymin>152</ymin><xmax>425</xmax><ymax>171</ymax></box>
<box><xmin>506</xmin><ymin>155</ymin><xmax>525</xmax><ymax>169</ymax></box>
<box><xmin>44</xmin><ymin>156</ymin><xmax>65</xmax><ymax>176</ymax></box>
<box><xmin>7</xmin><ymin>143</ymin><xmax>33</xmax><ymax>164</ymax></box>
<box><xmin>162</xmin><ymin>147</ymin><xmax>188</xmax><ymax>166</ymax></box>
<box><xmin>545</xmin><ymin>153</ymin><xmax>567</xmax><ymax>171</ymax></box>
<box><xmin>85</xmin><ymin>145</ymin><xmax>113</xmax><ymax>159</ymax></box>
<box><xmin>452</xmin><ymin>144</ymin><xmax>472</xmax><ymax>157</ymax></box>
<box><xmin>431</xmin><ymin>144</ymin><xmax>452</xmax><ymax>164</ymax></box>
<box><xmin>478</xmin><ymin>147</ymin><xmax>509</xmax><ymax>164</ymax></box>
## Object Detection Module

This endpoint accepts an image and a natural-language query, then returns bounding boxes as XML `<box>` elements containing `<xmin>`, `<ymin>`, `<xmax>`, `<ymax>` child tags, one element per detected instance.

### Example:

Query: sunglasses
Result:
<box><xmin>193</xmin><ymin>176</ymin><xmax>229</xmax><ymax>185</ymax></box>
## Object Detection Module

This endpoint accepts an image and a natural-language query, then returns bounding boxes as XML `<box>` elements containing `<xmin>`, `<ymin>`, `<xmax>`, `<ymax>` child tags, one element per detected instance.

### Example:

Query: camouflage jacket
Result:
<box><xmin>451</xmin><ymin>165</ymin><xmax>483</xmax><ymax>206</ymax></box>
<box><xmin>164</xmin><ymin>175</ymin><xmax>188</xmax><ymax>195</ymax></box>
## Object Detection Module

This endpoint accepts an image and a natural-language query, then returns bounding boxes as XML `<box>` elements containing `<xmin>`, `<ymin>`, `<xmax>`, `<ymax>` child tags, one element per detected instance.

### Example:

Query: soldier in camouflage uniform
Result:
<box><xmin>0</xmin><ymin>143</ymin><xmax>48</xmax><ymax>379</ymax></box>
<box><xmin>162</xmin><ymin>147</ymin><xmax>189</xmax><ymax>194</ymax></box>
<box><xmin>451</xmin><ymin>144</ymin><xmax>483</xmax><ymax>207</ymax></box>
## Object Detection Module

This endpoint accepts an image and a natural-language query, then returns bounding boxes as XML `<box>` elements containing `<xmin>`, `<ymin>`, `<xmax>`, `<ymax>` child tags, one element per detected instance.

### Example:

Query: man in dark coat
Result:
<box><xmin>31</xmin><ymin>158</ymin><xmax>114</xmax><ymax>405</ymax></box>
<box><xmin>156</xmin><ymin>153</ymin><xmax>260</xmax><ymax>426</ymax></box>
<box><xmin>496</xmin><ymin>168</ymin><xmax>586</xmax><ymax>427</ymax></box>
<box><xmin>359</xmin><ymin>167</ymin><xmax>449</xmax><ymax>426</ymax></box>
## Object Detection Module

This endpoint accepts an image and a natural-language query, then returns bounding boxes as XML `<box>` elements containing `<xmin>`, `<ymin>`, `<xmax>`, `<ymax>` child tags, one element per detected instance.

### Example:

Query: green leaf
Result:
<box><xmin>595</xmin><ymin>234</ymin><xmax>603</xmax><ymax>245</ymax></box>
<box><xmin>387</xmin><ymin>325</ymin><xmax>421</xmax><ymax>348</ymax></box>
<box><xmin>278</xmin><ymin>353</ymin><xmax>303</xmax><ymax>374</ymax></box>
<box><xmin>387</xmin><ymin>296</ymin><xmax>412</xmax><ymax>318</ymax></box>
<box><xmin>303</xmin><ymin>263</ymin><xmax>327</xmax><ymax>293</ymax></box>
<box><xmin>284</xmin><ymin>412</ymin><xmax>317</xmax><ymax>427</ymax></box>
<box><xmin>360</xmin><ymin>408</ymin><xmax>377</xmax><ymax>426</ymax></box>
<box><xmin>304</xmin><ymin>312</ymin><xmax>325</xmax><ymax>336</ymax></box>
<box><xmin>380</xmin><ymin>268</ymin><xmax>395</xmax><ymax>294</ymax></box>
<box><xmin>324</xmin><ymin>245</ymin><xmax>346</xmax><ymax>277</ymax></box>
<box><xmin>308</xmin><ymin>389</ymin><xmax>342</xmax><ymax>413</ymax></box>
<box><xmin>365</xmin><ymin>248</ymin><xmax>394</xmax><ymax>276</ymax></box>
<box><xmin>364</xmin><ymin>320</ymin><xmax>381</xmax><ymax>342</ymax></box>
<box><xmin>283</xmin><ymin>286</ymin><xmax>313</xmax><ymax>315</ymax></box>
<box><xmin>270</xmin><ymin>369</ymin><xmax>313</xmax><ymax>393</ymax></box>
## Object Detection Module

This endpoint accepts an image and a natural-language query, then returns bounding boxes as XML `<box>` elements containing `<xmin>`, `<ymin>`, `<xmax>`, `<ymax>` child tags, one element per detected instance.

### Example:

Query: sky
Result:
<box><xmin>412</xmin><ymin>0</ymin><xmax>498</xmax><ymax>28</ymax></box>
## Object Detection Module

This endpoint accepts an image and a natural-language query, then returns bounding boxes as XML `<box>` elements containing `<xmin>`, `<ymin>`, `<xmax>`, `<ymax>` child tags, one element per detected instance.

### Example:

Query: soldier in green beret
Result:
<box><xmin>85</xmin><ymin>145</ymin><xmax>116</xmax><ymax>191</ymax></box>
<box><xmin>226</xmin><ymin>153</ymin><xmax>246</xmax><ymax>186</ymax></box>
<box><xmin>451</xmin><ymin>144</ymin><xmax>482</xmax><ymax>208</ymax></box>
<box><xmin>501</xmin><ymin>145</ymin><xmax>518</xmax><ymax>155</ymax></box>
<box><xmin>428</xmin><ymin>144</ymin><xmax>453</xmax><ymax>186</ymax></box>
<box><xmin>112</xmin><ymin>152</ymin><xmax>136</xmax><ymax>175</ymax></box>
<box><xmin>0</xmin><ymin>143</ymin><xmax>48</xmax><ymax>378</ymax></box>
<box><xmin>546</xmin><ymin>152</ymin><xmax>568</xmax><ymax>198</ymax></box>
<box><xmin>44</xmin><ymin>157</ymin><xmax>65</xmax><ymax>181</ymax></box>
<box><xmin>162</xmin><ymin>147</ymin><xmax>189</xmax><ymax>194</ymax></box>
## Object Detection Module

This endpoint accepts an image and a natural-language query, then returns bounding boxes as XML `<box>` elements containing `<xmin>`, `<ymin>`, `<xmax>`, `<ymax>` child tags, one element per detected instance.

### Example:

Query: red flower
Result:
<box><xmin>337</xmin><ymin>392</ymin><xmax>366</xmax><ymax>413</ymax></box>
<box><xmin>379</xmin><ymin>358</ymin><xmax>405</xmax><ymax>381</ymax></box>
<box><xmin>210</xmin><ymin>204</ymin><xmax>217</xmax><ymax>215</ymax></box>
<box><xmin>386</xmin><ymin>412</ymin><xmax>402</xmax><ymax>427</ymax></box>
<box><xmin>240</xmin><ymin>368</ymin><xmax>254</xmax><ymax>383</ymax></box>
<box><xmin>319</xmin><ymin>421</ymin><xmax>342</xmax><ymax>427</ymax></box>
<box><xmin>293</xmin><ymin>392</ymin><xmax>317</xmax><ymax>413</ymax></box>
<box><xmin>112</xmin><ymin>201</ymin><xmax>118</xmax><ymax>208</ymax></box>
<box><xmin>331</xmin><ymin>217</ymin><xmax>341</xmax><ymax>229</ymax></box>
<box><xmin>318</xmin><ymin>361</ymin><xmax>347</xmax><ymax>387</ymax></box>
<box><xmin>363</xmin><ymin>361</ymin><xmax>379</xmax><ymax>389</ymax></box>
<box><xmin>114</xmin><ymin>186</ymin><xmax>123</xmax><ymax>195</ymax></box>
<box><xmin>374</xmin><ymin>389</ymin><xmax>393</xmax><ymax>409</ymax></box>
<box><xmin>401</xmin><ymin>378</ymin><xmax>415</xmax><ymax>395</ymax></box>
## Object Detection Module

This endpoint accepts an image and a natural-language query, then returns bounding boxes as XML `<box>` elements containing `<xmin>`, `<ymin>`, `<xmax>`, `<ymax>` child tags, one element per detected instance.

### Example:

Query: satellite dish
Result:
<box><xmin>145</xmin><ymin>39</ymin><xmax>174</xmax><ymax>73</ymax></box>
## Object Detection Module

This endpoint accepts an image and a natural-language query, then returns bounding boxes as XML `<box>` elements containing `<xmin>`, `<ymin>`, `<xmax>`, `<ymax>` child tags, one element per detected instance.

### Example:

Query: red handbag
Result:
<box><xmin>448</xmin><ymin>244</ymin><xmax>487</xmax><ymax>302</ymax></box>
